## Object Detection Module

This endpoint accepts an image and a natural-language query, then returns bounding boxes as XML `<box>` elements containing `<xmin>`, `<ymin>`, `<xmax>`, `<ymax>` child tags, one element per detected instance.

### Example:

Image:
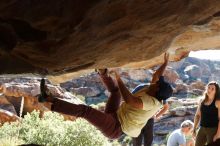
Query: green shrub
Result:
<box><xmin>187</xmin><ymin>94</ymin><xmax>199</xmax><ymax>99</ymax></box>
<box><xmin>0</xmin><ymin>137</ymin><xmax>24</xmax><ymax>146</ymax></box>
<box><xmin>73</xmin><ymin>93</ymin><xmax>85</xmax><ymax>103</ymax></box>
<box><xmin>121</xmin><ymin>135</ymin><xmax>132</xmax><ymax>145</ymax></box>
<box><xmin>0</xmin><ymin>110</ymin><xmax>110</xmax><ymax>146</ymax></box>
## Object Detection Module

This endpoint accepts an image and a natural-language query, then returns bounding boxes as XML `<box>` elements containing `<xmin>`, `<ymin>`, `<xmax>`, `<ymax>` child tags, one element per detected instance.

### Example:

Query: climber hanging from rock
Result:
<box><xmin>38</xmin><ymin>52</ymin><xmax>173</xmax><ymax>139</ymax></box>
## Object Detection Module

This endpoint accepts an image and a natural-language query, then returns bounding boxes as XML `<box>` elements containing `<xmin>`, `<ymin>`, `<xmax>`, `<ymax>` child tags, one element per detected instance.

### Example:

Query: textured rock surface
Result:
<box><xmin>0</xmin><ymin>95</ymin><xmax>17</xmax><ymax>115</ymax></box>
<box><xmin>1</xmin><ymin>0</ymin><xmax>220</xmax><ymax>77</ymax></box>
<box><xmin>0</xmin><ymin>78</ymin><xmax>83</xmax><ymax>123</ymax></box>
<box><xmin>0</xmin><ymin>109</ymin><xmax>20</xmax><ymax>125</ymax></box>
<box><xmin>164</xmin><ymin>67</ymin><xmax>179</xmax><ymax>84</ymax></box>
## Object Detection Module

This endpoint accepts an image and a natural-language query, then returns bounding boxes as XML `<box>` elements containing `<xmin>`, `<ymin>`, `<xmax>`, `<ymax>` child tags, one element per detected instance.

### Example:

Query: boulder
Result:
<box><xmin>1</xmin><ymin>82</ymin><xmax>40</xmax><ymax>97</ymax></box>
<box><xmin>5</xmin><ymin>96</ymin><xmax>23</xmax><ymax>116</ymax></box>
<box><xmin>0</xmin><ymin>109</ymin><xmax>20</xmax><ymax>125</ymax></box>
<box><xmin>164</xmin><ymin>66</ymin><xmax>179</xmax><ymax>84</ymax></box>
<box><xmin>184</xmin><ymin>65</ymin><xmax>202</xmax><ymax>80</ymax></box>
<box><xmin>1</xmin><ymin>1</ymin><xmax>220</xmax><ymax>75</ymax></box>
<box><xmin>127</xmin><ymin>69</ymin><xmax>151</xmax><ymax>81</ymax></box>
<box><xmin>169</xmin><ymin>106</ymin><xmax>187</xmax><ymax>116</ymax></box>
<box><xmin>189</xmin><ymin>89</ymin><xmax>204</xmax><ymax>96</ymax></box>
<box><xmin>70</xmin><ymin>87</ymin><xmax>101</xmax><ymax>97</ymax></box>
<box><xmin>175</xmin><ymin>82</ymin><xmax>188</xmax><ymax>96</ymax></box>
<box><xmin>189</xmin><ymin>80</ymin><xmax>205</xmax><ymax>91</ymax></box>
<box><xmin>0</xmin><ymin>95</ymin><xmax>17</xmax><ymax>115</ymax></box>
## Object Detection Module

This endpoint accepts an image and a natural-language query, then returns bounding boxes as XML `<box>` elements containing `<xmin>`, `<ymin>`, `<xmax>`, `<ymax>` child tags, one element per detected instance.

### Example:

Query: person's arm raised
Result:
<box><xmin>112</xmin><ymin>70</ymin><xmax>143</xmax><ymax>109</ymax></box>
<box><xmin>151</xmin><ymin>53</ymin><xmax>169</xmax><ymax>83</ymax></box>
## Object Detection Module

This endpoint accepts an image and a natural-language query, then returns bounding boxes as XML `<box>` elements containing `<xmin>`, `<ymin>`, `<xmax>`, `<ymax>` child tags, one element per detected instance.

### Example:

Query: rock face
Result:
<box><xmin>170</xmin><ymin>57</ymin><xmax>220</xmax><ymax>86</ymax></box>
<box><xmin>0</xmin><ymin>109</ymin><xmax>20</xmax><ymax>125</ymax></box>
<box><xmin>164</xmin><ymin>67</ymin><xmax>179</xmax><ymax>84</ymax></box>
<box><xmin>0</xmin><ymin>77</ymin><xmax>83</xmax><ymax>125</ymax></box>
<box><xmin>1</xmin><ymin>1</ymin><xmax>220</xmax><ymax>75</ymax></box>
<box><xmin>153</xmin><ymin>98</ymin><xmax>198</xmax><ymax>145</ymax></box>
<box><xmin>0</xmin><ymin>95</ymin><xmax>17</xmax><ymax>115</ymax></box>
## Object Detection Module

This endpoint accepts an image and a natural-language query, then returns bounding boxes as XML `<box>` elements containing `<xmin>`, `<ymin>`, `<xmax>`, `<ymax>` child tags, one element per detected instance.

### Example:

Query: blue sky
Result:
<box><xmin>189</xmin><ymin>50</ymin><xmax>220</xmax><ymax>61</ymax></box>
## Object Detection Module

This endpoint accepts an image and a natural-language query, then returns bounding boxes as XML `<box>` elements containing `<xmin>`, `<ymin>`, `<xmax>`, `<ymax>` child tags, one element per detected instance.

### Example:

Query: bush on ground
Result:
<box><xmin>0</xmin><ymin>110</ymin><xmax>110</xmax><ymax>146</ymax></box>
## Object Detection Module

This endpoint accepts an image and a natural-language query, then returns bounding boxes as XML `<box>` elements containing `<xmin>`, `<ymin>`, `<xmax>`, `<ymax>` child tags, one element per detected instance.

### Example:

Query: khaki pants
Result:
<box><xmin>195</xmin><ymin>127</ymin><xmax>217</xmax><ymax>146</ymax></box>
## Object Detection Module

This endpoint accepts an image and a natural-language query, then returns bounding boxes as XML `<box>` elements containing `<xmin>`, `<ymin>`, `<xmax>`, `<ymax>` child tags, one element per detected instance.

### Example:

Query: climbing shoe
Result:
<box><xmin>38</xmin><ymin>78</ymin><xmax>48</xmax><ymax>102</ymax></box>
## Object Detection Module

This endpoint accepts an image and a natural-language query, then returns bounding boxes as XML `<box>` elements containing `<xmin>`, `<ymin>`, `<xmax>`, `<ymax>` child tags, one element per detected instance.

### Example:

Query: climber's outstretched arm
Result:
<box><xmin>151</xmin><ymin>53</ymin><xmax>169</xmax><ymax>83</ymax></box>
<box><xmin>113</xmin><ymin>71</ymin><xmax>143</xmax><ymax>109</ymax></box>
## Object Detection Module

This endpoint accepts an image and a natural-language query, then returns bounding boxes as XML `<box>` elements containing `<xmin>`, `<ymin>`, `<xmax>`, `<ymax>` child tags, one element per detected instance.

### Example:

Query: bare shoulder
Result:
<box><xmin>215</xmin><ymin>100</ymin><xmax>220</xmax><ymax>108</ymax></box>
